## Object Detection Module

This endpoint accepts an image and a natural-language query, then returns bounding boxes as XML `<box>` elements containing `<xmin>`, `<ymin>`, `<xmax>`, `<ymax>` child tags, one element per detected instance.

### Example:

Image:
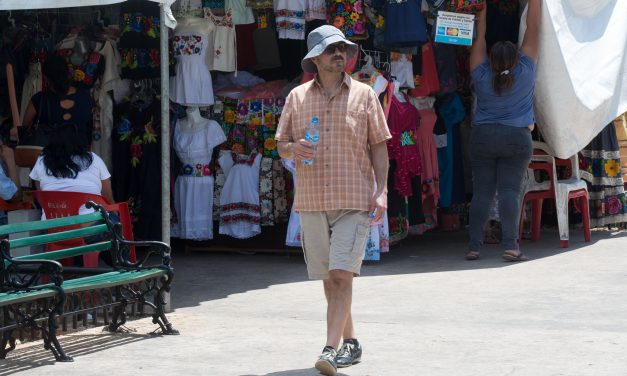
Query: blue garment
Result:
<box><xmin>471</xmin><ymin>53</ymin><xmax>536</xmax><ymax>127</ymax></box>
<box><xmin>374</xmin><ymin>0</ymin><xmax>428</xmax><ymax>47</ymax></box>
<box><xmin>0</xmin><ymin>167</ymin><xmax>17</xmax><ymax>200</ymax></box>
<box><xmin>436</xmin><ymin>93</ymin><xmax>466</xmax><ymax>208</ymax></box>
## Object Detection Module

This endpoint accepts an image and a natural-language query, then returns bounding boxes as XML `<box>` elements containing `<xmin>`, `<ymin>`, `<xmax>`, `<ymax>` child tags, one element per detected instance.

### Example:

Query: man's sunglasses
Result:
<box><xmin>323</xmin><ymin>43</ymin><xmax>348</xmax><ymax>55</ymax></box>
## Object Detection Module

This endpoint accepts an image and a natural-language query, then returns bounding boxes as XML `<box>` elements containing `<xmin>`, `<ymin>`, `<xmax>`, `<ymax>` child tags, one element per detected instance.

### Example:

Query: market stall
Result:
<box><xmin>0</xmin><ymin>0</ymin><xmax>175</xmax><ymax>244</ymax></box>
<box><xmin>1</xmin><ymin>0</ymin><xmax>626</xmax><ymax>259</ymax></box>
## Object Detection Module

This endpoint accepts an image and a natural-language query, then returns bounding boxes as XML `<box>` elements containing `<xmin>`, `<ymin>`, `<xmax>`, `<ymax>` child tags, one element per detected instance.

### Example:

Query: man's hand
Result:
<box><xmin>370</xmin><ymin>190</ymin><xmax>387</xmax><ymax>223</ymax></box>
<box><xmin>291</xmin><ymin>139</ymin><xmax>316</xmax><ymax>162</ymax></box>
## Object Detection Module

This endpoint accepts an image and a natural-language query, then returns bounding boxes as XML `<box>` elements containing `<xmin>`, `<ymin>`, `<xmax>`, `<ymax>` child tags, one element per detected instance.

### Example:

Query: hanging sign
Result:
<box><xmin>434</xmin><ymin>11</ymin><xmax>475</xmax><ymax>46</ymax></box>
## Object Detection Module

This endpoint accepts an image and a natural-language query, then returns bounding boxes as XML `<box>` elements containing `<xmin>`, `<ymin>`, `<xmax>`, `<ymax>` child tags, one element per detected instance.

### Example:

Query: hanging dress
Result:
<box><xmin>579</xmin><ymin>123</ymin><xmax>627</xmax><ymax>227</ymax></box>
<box><xmin>282</xmin><ymin>159</ymin><xmax>301</xmax><ymax>247</ymax></box>
<box><xmin>172</xmin><ymin>118</ymin><xmax>226</xmax><ymax>239</ymax></box>
<box><xmin>274</xmin><ymin>0</ymin><xmax>307</xmax><ymax>40</ymax></box>
<box><xmin>206</xmin><ymin>8</ymin><xmax>237</xmax><ymax>72</ymax></box>
<box><xmin>363</xmin><ymin>182</ymin><xmax>391</xmax><ymax>260</ymax></box>
<box><xmin>218</xmin><ymin>151</ymin><xmax>262</xmax><ymax>238</ymax></box>
<box><xmin>170</xmin><ymin>31</ymin><xmax>215</xmax><ymax>106</ymax></box>
<box><xmin>410</xmin><ymin>96</ymin><xmax>440</xmax><ymax>232</ymax></box>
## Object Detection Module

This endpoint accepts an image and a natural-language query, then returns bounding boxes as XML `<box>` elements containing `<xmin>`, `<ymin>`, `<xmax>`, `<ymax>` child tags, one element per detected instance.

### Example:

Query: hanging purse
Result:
<box><xmin>19</xmin><ymin>94</ymin><xmax>55</xmax><ymax>147</ymax></box>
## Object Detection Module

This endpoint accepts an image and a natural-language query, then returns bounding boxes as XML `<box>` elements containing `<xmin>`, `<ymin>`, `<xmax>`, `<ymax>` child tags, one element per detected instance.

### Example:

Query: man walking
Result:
<box><xmin>275</xmin><ymin>25</ymin><xmax>391</xmax><ymax>376</ymax></box>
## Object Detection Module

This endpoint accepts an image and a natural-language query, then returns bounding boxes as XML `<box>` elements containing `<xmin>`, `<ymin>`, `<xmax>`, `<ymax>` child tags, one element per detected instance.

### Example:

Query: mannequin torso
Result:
<box><xmin>181</xmin><ymin>107</ymin><xmax>207</xmax><ymax>132</ymax></box>
<box><xmin>175</xmin><ymin>17</ymin><xmax>215</xmax><ymax>36</ymax></box>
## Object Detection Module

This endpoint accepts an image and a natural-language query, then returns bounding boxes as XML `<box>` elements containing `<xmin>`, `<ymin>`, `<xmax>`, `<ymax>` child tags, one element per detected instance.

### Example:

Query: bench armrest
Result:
<box><xmin>84</xmin><ymin>201</ymin><xmax>172</xmax><ymax>270</ymax></box>
<box><xmin>114</xmin><ymin>238</ymin><xmax>172</xmax><ymax>270</ymax></box>
<box><xmin>1</xmin><ymin>240</ymin><xmax>64</xmax><ymax>291</ymax></box>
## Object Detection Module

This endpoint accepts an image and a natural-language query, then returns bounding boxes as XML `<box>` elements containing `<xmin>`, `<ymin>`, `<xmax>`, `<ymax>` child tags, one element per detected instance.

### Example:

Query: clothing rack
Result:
<box><xmin>358</xmin><ymin>48</ymin><xmax>391</xmax><ymax>73</ymax></box>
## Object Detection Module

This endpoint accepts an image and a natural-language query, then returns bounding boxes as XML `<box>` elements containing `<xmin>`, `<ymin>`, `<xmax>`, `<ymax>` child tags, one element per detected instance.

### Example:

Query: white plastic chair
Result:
<box><xmin>519</xmin><ymin>142</ymin><xmax>591</xmax><ymax>248</ymax></box>
<box><xmin>554</xmin><ymin>152</ymin><xmax>591</xmax><ymax>247</ymax></box>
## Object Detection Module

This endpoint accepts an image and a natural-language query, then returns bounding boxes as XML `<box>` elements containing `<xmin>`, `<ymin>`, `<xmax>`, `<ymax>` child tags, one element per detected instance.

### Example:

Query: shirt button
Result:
<box><xmin>326</xmin><ymin>128</ymin><xmax>330</xmax><ymax>132</ymax></box>
<box><xmin>325</xmin><ymin>147</ymin><xmax>329</xmax><ymax>150</ymax></box>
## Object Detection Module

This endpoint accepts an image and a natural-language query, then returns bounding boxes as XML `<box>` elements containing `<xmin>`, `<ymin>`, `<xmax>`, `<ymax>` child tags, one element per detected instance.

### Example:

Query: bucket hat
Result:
<box><xmin>301</xmin><ymin>25</ymin><xmax>358</xmax><ymax>73</ymax></box>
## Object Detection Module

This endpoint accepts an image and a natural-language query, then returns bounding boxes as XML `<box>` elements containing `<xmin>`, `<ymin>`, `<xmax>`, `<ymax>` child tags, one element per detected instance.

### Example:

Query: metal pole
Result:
<box><xmin>159</xmin><ymin>2</ymin><xmax>171</xmax><ymax>312</ymax></box>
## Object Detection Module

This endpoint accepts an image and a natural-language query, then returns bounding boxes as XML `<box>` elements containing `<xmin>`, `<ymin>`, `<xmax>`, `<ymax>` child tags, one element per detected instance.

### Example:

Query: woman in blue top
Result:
<box><xmin>466</xmin><ymin>0</ymin><xmax>541</xmax><ymax>262</ymax></box>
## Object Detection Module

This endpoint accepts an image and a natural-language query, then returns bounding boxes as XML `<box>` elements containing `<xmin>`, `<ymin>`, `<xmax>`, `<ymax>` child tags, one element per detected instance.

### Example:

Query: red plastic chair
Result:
<box><xmin>519</xmin><ymin>160</ymin><xmax>555</xmax><ymax>242</ymax></box>
<box><xmin>32</xmin><ymin>191</ymin><xmax>136</xmax><ymax>267</ymax></box>
<box><xmin>0</xmin><ymin>199</ymin><xmax>33</xmax><ymax>211</ymax></box>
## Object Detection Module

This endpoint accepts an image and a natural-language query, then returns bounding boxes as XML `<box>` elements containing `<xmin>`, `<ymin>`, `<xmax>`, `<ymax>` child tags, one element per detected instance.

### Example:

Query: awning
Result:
<box><xmin>0</xmin><ymin>0</ymin><xmax>177</xmax><ymax>28</ymax></box>
<box><xmin>1</xmin><ymin>0</ymin><xmax>125</xmax><ymax>10</ymax></box>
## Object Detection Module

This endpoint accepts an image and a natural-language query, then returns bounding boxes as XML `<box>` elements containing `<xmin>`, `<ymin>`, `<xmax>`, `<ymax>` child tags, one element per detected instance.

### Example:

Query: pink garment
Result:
<box><xmin>417</xmin><ymin>108</ymin><xmax>439</xmax><ymax>217</ymax></box>
<box><xmin>418</xmin><ymin>108</ymin><xmax>440</xmax><ymax>233</ymax></box>
<box><xmin>386</xmin><ymin>94</ymin><xmax>422</xmax><ymax>197</ymax></box>
<box><xmin>242</xmin><ymin>80</ymin><xmax>287</xmax><ymax>99</ymax></box>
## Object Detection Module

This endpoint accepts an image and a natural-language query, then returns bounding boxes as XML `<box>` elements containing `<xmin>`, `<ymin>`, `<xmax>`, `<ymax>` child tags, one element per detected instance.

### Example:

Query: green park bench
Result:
<box><xmin>0</xmin><ymin>201</ymin><xmax>178</xmax><ymax>362</ymax></box>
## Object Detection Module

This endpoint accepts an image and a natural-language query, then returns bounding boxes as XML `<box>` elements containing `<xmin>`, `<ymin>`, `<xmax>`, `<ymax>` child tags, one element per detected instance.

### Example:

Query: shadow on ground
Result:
<box><xmin>167</xmin><ymin>228</ymin><xmax>626</xmax><ymax>310</ymax></box>
<box><xmin>0</xmin><ymin>333</ymin><xmax>156</xmax><ymax>375</ymax></box>
<box><xmin>241</xmin><ymin>370</ymin><xmax>349</xmax><ymax>376</ymax></box>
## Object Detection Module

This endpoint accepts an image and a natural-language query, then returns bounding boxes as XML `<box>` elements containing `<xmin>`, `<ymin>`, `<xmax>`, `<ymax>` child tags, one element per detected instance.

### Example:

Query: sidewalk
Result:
<box><xmin>3</xmin><ymin>229</ymin><xmax>627</xmax><ymax>376</ymax></box>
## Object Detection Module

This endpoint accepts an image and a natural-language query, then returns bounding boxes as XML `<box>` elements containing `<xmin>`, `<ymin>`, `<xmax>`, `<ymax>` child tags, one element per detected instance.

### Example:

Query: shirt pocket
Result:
<box><xmin>346</xmin><ymin>109</ymin><xmax>368</xmax><ymax>143</ymax></box>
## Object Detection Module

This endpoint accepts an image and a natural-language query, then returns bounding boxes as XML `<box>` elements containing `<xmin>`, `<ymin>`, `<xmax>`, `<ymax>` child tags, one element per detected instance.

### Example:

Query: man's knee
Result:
<box><xmin>328</xmin><ymin>269</ymin><xmax>353</xmax><ymax>289</ymax></box>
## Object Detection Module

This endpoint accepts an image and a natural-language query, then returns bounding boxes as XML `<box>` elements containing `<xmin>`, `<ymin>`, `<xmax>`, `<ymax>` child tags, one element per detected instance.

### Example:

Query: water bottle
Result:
<box><xmin>302</xmin><ymin>117</ymin><xmax>320</xmax><ymax>165</ymax></box>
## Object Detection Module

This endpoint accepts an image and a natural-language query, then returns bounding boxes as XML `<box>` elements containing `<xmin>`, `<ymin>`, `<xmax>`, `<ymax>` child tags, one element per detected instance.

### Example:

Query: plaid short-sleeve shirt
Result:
<box><xmin>275</xmin><ymin>74</ymin><xmax>391</xmax><ymax>212</ymax></box>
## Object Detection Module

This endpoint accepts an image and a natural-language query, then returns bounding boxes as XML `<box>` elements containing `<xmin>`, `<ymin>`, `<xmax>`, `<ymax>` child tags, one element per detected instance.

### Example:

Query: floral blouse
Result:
<box><xmin>327</xmin><ymin>0</ymin><xmax>368</xmax><ymax>41</ymax></box>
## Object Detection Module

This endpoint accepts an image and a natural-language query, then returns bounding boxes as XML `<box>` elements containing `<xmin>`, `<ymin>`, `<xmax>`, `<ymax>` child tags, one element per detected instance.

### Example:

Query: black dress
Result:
<box><xmin>112</xmin><ymin>99</ymin><xmax>163</xmax><ymax>240</ymax></box>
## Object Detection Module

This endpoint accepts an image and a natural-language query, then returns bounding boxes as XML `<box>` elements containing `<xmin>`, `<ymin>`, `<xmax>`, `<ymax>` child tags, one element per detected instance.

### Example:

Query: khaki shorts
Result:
<box><xmin>299</xmin><ymin>210</ymin><xmax>370</xmax><ymax>280</ymax></box>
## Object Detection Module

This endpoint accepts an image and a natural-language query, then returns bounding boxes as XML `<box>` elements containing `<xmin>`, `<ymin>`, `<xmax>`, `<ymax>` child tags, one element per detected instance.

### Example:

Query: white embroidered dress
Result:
<box><xmin>172</xmin><ymin>119</ymin><xmax>226</xmax><ymax>239</ymax></box>
<box><xmin>218</xmin><ymin>152</ymin><xmax>262</xmax><ymax>239</ymax></box>
<box><xmin>170</xmin><ymin>32</ymin><xmax>215</xmax><ymax>106</ymax></box>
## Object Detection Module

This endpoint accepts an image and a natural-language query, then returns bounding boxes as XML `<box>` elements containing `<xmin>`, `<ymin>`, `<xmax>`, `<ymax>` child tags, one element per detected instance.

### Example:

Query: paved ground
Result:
<box><xmin>2</xmin><ymin>228</ymin><xmax>627</xmax><ymax>376</ymax></box>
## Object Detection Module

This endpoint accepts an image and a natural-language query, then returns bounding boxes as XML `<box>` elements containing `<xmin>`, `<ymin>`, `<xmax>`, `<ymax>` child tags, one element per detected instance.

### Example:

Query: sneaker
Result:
<box><xmin>336</xmin><ymin>339</ymin><xmax>362</xmax><ymax>368</ymax></box>
<box><xmin>314</xmin><ymin>346</ymin><xmax>337</xmax><ymax>376</ymax></box>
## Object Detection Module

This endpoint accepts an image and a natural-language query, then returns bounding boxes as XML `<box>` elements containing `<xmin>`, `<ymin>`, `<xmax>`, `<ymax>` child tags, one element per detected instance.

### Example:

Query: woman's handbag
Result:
<box><xmin>19</xmin><ymin>94</ymin><xmax>55</xmax><ymax>147</ymax></box>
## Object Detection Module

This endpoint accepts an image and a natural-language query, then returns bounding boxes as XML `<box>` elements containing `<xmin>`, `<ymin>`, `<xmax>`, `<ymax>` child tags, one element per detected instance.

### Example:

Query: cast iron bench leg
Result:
<box><xmin>152</xmin><ymin>273</ymin><xmax>179</xmax><ymax>335</ymax></box>
<box><xmin>42</xmin><ymin>293</ymin><xmax>73</xmax><ymax>362</ymax></box>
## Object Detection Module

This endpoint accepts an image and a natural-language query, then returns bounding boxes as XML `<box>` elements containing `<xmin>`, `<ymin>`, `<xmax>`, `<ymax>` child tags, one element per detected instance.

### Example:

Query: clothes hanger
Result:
<box><xmin>95</xmin><ymin>10</ymin><xmax>106</xmax><ymax>29</ymax></box>
<box><xmin>393</xmin><ymin>80</ymin><xmax>406</xmax><ymax>102</ymax></box>
<box><xmin>359</xmin><ymin>46</ymin><xmax>376</xmax><ymax>77</ymax></box>
<box><xmin>7</xmin><ymin>11</ymin><xmax>15</xmax><ymax>28</ymax></box>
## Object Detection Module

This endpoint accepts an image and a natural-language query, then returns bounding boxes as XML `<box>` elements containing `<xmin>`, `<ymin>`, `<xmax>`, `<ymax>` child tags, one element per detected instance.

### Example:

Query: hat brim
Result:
<box><xmin>301</xmin><ymin>35</ymin><xmax>358</xmax><ymax>73</ymax></box>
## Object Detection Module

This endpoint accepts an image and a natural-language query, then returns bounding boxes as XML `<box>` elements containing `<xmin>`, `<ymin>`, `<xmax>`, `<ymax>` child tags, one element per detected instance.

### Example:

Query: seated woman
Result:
<box><xmin>30</xmin><ymin>124</ymin><xmax>113</xmax><ymax>266</ymax></box>
<box><xmin>29</xmin><ymin>124</ymin><xmax>113</xmax><ymax>207</ymax></box>
<box><xmin>0</xmin><ymin>143</ymin><xmax>19</xmax><ymax>201</ymax></box>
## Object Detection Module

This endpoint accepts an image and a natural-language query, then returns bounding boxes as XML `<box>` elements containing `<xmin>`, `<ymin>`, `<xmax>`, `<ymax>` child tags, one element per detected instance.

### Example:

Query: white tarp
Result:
<box><xmin>529</xmin><ymin>0</ymin><xmax>627</xmax><ymax>158</ymax></box>
<box><xmin>0</xmin><ymin>0</ymin><xmax>177</xmax><ymax>27</ymax></box>
<box><xmin>0</xmin><ymin>0</ymin><xmax>126</xmax><ymax>10</ymax></box>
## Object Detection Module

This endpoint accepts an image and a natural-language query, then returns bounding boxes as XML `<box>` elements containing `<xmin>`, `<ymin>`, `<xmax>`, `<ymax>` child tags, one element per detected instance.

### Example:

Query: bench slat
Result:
<box><xmin>12</xmin><ymin>241</ymin><xmax>113</xmax><ymax>262</ymax></box>
<box><xmin>62</xmin><ymin>269</ymin><xmax>167</xmax><ymax>293</ymax></box>
<box><xmin>0</xmin><ymin>287</ymin><xmax>57</xmax><ymax>307</ymax></box>
<box><xmin>0</xmin><ymin>269</ymin><xmax>166</xmax><ymax>307</ymax></box>
<box><xmin>0</xmin><ymin>212</ymin><xmax>104</xmax><ymax>235</ymax></box>
<box><xmin>9</xmin><ymin>224</ymin><xmax>109</xmax><ymax>249</ymax></box>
